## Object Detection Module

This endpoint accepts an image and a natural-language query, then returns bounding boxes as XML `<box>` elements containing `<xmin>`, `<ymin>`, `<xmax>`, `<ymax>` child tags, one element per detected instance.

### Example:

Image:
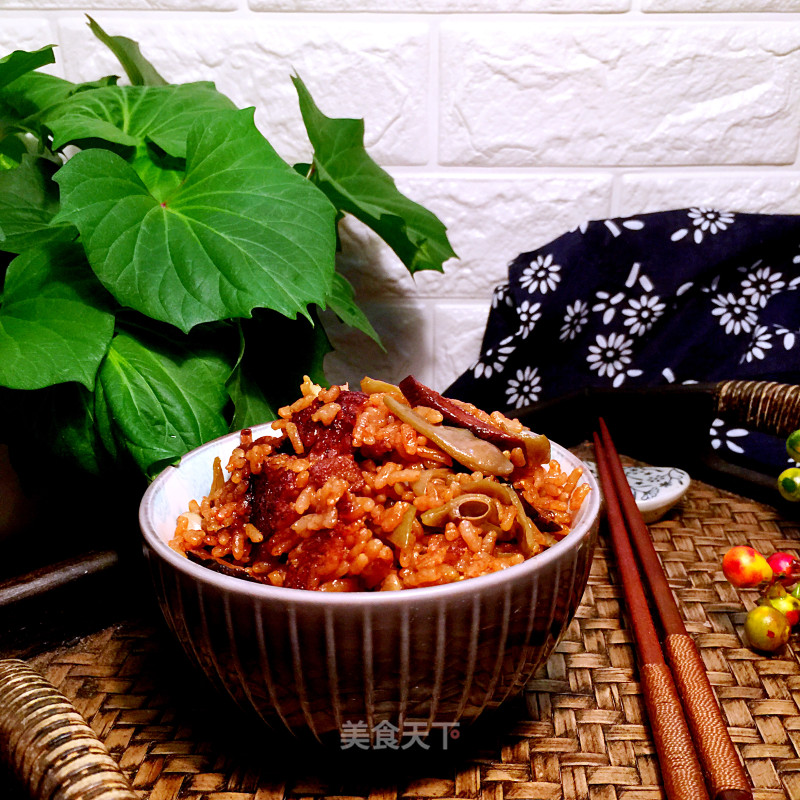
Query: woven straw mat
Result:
<box><xmin>13</xmin><ymin>462</ymin><xmax>800</xmax><ymax>800</ymax></box>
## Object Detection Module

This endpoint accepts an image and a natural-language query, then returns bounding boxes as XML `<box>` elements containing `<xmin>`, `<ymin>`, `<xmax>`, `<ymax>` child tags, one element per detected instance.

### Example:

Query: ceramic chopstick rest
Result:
<box><xmin>585</xmin><ymin>463</ymin><xmax>690</xmax><ymax>523</ymax></box>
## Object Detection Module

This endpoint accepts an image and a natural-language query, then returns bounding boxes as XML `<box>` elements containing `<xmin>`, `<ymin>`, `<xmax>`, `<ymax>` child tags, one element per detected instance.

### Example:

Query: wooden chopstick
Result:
<box><xmin>597</xmin><ymin>419</ymin><xmax>753</xmax><ymax>800</ymax></box>
<box><xmin>592</xmin><ymin>431</ymin><xmax>710</xmax><ymax>800</ymax></box>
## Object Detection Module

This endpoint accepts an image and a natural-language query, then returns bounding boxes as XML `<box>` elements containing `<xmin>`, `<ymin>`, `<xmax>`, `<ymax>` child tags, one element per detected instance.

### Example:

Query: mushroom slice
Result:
<box><xmin>399</xmin><ymin>375</ymin><xmax>522</xmax><ymax>449</ymax></box>
<box><xmin>399</xmin><ymin>375</ymin><xmax>550</xmax><ymax>465</ymax></box>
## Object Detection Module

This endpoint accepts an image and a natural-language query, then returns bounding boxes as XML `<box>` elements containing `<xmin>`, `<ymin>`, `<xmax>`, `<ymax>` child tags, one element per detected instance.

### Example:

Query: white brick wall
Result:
<box><xmin>4</xmin><ymin>5</ymin><xmax>800</xmax><ymax>392</ymax></box>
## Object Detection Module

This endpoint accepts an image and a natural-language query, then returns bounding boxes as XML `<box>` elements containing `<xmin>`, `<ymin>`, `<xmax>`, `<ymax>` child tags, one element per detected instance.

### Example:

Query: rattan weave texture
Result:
<box><xmin>15</xmin><ymin>473</ymin><xmax>800</xmax><ymax>800</ymax></box>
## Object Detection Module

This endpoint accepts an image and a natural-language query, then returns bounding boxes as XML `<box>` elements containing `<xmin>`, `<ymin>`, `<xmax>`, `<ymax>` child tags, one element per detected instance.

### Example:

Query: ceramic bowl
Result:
<box><xmin>139</xmin><ymin>423</ymin><xmax>600</xmax><ymax>744</ymax></box>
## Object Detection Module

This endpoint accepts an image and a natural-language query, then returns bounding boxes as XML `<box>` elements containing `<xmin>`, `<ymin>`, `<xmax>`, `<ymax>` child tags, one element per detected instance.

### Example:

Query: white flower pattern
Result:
<box><xmin>672</xmin><ymin>208</ymin><xmax>734</xmax><ymax>244</ymax></box>
<box><xmin>491</xmin><ymin>283</ymin><xmax>513</xmax><ymax>309</ymax></box>
<box><xmin>741</xmin><ymin>325</ymin><xmax>773</xmax><ymax>363</ymax></box>
<box><xmin>516</xmin><ymin>300</ymin><xmax>542</xmax><ymax>338</ymax></box>
<box><xmin>505</xmin><ymin>366</ymin><xmax>542</xmax><ymax>408</ymax></box>
<box><xmin>775</xmin><ymin>326</ymin><xmax>797</xmax><ymax>350</ymax></box>
<box><xmin>622</xmin><ymin>294</ymin><xmax>666</xmax><ymax>336</ymax></box>
<box><xmin>520</xmin><ymin>253</ymin><xmax>561</xmax><ymax>295</ymax></box>
<box><xmin>472</xmin><ymin>336</ymin><xmax>515</xmax><ymax>380</ymax></box>
<box><xmin>465</xmin><ymin>210</ymin><xmax>799</xmax><ymax>479</ymax></box>
<box><xmin>710</xmin><ymin>292</ymin><xmax>758</xmax><ymax>335</ymax></box>
<box><xmin>560</xmin><ymin>300</ymin><xmax>589</xmax><ymax>341</ymax></box>
<box><xmin>586</xmin><ymin>332</ymin><xmax>634</xmax><ymax>379</ymax></box>
<box><xmin>741</xmin><ymin>264</ymin><xmax>785</xmax><ymax>308</ymax></box>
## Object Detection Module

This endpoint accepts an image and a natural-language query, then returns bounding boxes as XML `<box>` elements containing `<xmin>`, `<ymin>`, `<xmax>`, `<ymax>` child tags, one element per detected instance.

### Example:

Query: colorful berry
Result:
<box><xmin>787</xmin><ymin>429</ymin><xmax>800</xmax><ymax>462</ymax></box>
<box><xmin>761</xmin><ymin>584</ymin><xmax>800</xmax><ymax>627</ymax></box>
<box><xmin>744</xmin><ymin>605</ymin><xmax>791</xmax><ymax>652</ymax></box>
<box><xmin>778</xmin><ymin>468</ymin><xmax>800</xmax><ymax>502</ymax></box>
<box><xmin>767</xmin><ymin>552</ymin><xmax>800</xmax><ymax>586</ymax></box>
<box><xmin>722</xmin><ymin>546</ymin><xmax>773</xmax><ymax>588</ymax></box>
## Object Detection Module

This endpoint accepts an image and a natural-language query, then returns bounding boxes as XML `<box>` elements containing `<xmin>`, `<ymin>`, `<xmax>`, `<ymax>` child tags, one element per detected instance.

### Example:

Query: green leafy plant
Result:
<box><xmin>0</xmin><ymin>18</ymin><xmax>456</xmax><ymax>486</ymax></box>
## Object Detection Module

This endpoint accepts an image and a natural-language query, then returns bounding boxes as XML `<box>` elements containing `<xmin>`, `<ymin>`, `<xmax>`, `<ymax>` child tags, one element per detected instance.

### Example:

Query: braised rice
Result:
<box><xmin>171</xmin><ymin>377</ymin><xmax>590</xmax><ymax>591</ymax></box>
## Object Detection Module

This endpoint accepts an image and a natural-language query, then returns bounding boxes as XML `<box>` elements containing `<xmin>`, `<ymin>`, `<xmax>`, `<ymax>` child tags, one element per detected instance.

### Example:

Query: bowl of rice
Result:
<box><xmin>139</xmin><ymin>376</ymin><xmax>600</xmax><ymax>745</ymax></box>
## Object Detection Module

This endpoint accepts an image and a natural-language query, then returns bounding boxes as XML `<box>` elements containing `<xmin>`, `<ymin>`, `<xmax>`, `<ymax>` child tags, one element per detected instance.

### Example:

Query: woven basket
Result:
<box><xmin>1</xmin><ymin>379</ymin><xmax>798</xmax><ymax>800</ymax></box>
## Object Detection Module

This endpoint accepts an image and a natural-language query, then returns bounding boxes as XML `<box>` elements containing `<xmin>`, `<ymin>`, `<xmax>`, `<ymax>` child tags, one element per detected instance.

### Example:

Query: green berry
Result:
<box><xmin>788</xmin><ymin>430</ymin><xmax>800</xmax><ymax>462</ymax></box>
<box><xmin>778</xmin><ymin>468</ymin><xmax>800</xmax><ymax>502</ymax></box>
<box><xmin>745</xmin><ymin>605</ymin><xmax>791</xmax><ymax>651</ymax></box>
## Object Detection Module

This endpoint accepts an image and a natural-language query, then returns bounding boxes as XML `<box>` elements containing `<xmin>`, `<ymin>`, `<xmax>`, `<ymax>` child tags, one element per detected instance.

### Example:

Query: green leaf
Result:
<box><xmin>327</xmin><ymin>272</ymin><xmax>382</xmax><ymax>346</ymax></box>
<box><xmin>293</xmin><ymin>74</ymin><xmax>457</xmax><ymax>275</ymax></box>
<box><xmin>226</xmin><ymin>321</ymin><xmax>276</xmax><ymax>431</ymax></box>
<box><xmin>45</xmin><ymin>82</ymin><xmax>237</xmax><ymax>158</ymax></box>
<box><xmin>1</xmin><ymin>383</ymin><xmax>147</xmax><ymax>496</ymax></box>
<box><xmin>0</xmin><ymin>72</ymin><xmax>117</xmax><ymax>141</ymax></box>
<box><xmin>53</xmin><ymin>107</ymin><xmax>338</xmax><ymax>333</ymax></box>
<box><xmin>227</xmin><ymin>366</ymin><xmax>276</xmax><ymax>431</ymax></box>
<box><xmin>0</xmin><ymin>244</ymin><xmax>115</xmax><ymax>390</ymax></box>
<box><xmin>0</xmin><ymin>154</ymin><xmax>76</xmax><ymax>252</ymax></box>
<box><xmin>98</xmin><ymin>327</ymin><xmax>232</xmax><ymax>478</ymax></box>
<box><xmin>0</xmin><ymin>45</ymin><xmax>55</xmax><ymax>90</ymax></box>
<box><xmin>0</xmin><ymin>135</ymin><xmax>27</xmax><ymax>169</ymax></box>
<box><xmin>0</xmin><ymin>57</ymin><xmax>73</xmax><ymax>141</ymax></box>
<box><xmin>129</xmin><ymin>142</ymin><xmax>185</xmax><ymax>202</ymax></box>
<box><xmin>291</xmin><ymin>313</ymin><xmax>331</xmax><ymax>390</ymax></box>
<box><xmin>46</xmin><ymin>383</ymin><xmax>110</xmax><ymax>476</ymax></box>
<box><xmin>1</xmin><ymin>73</ymin><xmax>77</xmax><ymax>134</ymax></box>
<box><xmin>86</xmin><ymin>15</ymin><xmax>167</xmax><ymax>87</ymax></box>
<box><xmin>92</xmin><ymin>374</ymin><xmax>121</xmax><ymax>465</ymax></box>
<box><xmin>246</xmin><ymin>309</ymin><xmax>332</xmax><ymax>411</ymax></box>
<box><xmin>62</xmin><ymin>387</ymin><xmax>108</xmax><ymax>475</ymax></box>
<box><xmin>0</xmin><ymin>384</ymin><xmax>102</xmax><ymax>479</ymax></box>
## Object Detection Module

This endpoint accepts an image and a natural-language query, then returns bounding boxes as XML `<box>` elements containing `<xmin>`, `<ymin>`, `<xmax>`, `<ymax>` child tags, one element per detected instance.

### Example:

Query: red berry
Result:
<box><xmin>767</xmin><ymin>552</ymin><xmax>800</xmax><ymax>586</ymax></box>
<box><xmin>722</xmin><ymin>546</ymin><xmax>773</xmax><ymax>588</ymax></box>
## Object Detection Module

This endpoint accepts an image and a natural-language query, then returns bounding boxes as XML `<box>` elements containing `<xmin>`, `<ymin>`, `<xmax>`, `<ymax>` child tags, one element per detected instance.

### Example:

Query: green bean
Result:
<box><xmin>461</xmin><ymin>478</ymin><xmax>556</xmax><ymax>555</ymax></box>
<box><xmin>419</xmin><ymin>493</ymin><xmax>495</xmax><ymax>527</ymax></box>
<box><xmin>411</xmin><ymin>468</ymin><xmax>450</xmax><ymax>496</ymax></box>
<box><xmin>360</xmin><ymin>376</ymin><xmax>404</xmax><ymax>398</ymax></box>
<box><xmin>383</xmin><ymin>395</ymin><xmax>514</xmax><ymax>476</ymax></box>
<box><xmin>389</xmin><ymin>505</ymin><xmax>417</xmax><ymax>550</ymax></box>
<box><xmin>210</xmin><ymin>456</ymin><xmax>225</xmax><ymax>494</ymax></box>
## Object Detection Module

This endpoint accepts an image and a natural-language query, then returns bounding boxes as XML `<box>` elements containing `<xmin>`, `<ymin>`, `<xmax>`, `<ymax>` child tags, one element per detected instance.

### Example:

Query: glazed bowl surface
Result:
<box><xmin>139</xmin><ymin>423</ymin><xmax>600</xmax><ymax>744</ymax></box>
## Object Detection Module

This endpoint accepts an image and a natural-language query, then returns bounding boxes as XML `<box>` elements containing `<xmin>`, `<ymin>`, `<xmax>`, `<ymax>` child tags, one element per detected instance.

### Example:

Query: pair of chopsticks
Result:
<box><xmin>593</xmin><ymin>418</ymin><xmax>752</xmax><ymax>800</ymax></box>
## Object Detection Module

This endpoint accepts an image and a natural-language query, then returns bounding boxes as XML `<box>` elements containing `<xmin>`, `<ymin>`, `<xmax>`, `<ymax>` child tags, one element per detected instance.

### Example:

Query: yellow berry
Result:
<box><xmin>778</xmin><ymin>468</ymin><xmax>800</xmax><ymax>502</ymax></box>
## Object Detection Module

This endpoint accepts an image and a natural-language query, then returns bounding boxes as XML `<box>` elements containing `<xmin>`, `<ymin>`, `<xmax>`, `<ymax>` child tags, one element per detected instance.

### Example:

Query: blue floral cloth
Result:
<box><xmin>446</xmin><ymin>208</ymin><xmax>800</xmax><ymax>476</ymax></box>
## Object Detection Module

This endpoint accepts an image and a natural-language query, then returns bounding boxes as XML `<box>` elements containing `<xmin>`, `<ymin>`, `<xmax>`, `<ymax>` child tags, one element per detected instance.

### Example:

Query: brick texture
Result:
<box><xmin>3</xmin><ymin>7</ymin><xmax>800</xmax><ymax>390</ymax></box>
